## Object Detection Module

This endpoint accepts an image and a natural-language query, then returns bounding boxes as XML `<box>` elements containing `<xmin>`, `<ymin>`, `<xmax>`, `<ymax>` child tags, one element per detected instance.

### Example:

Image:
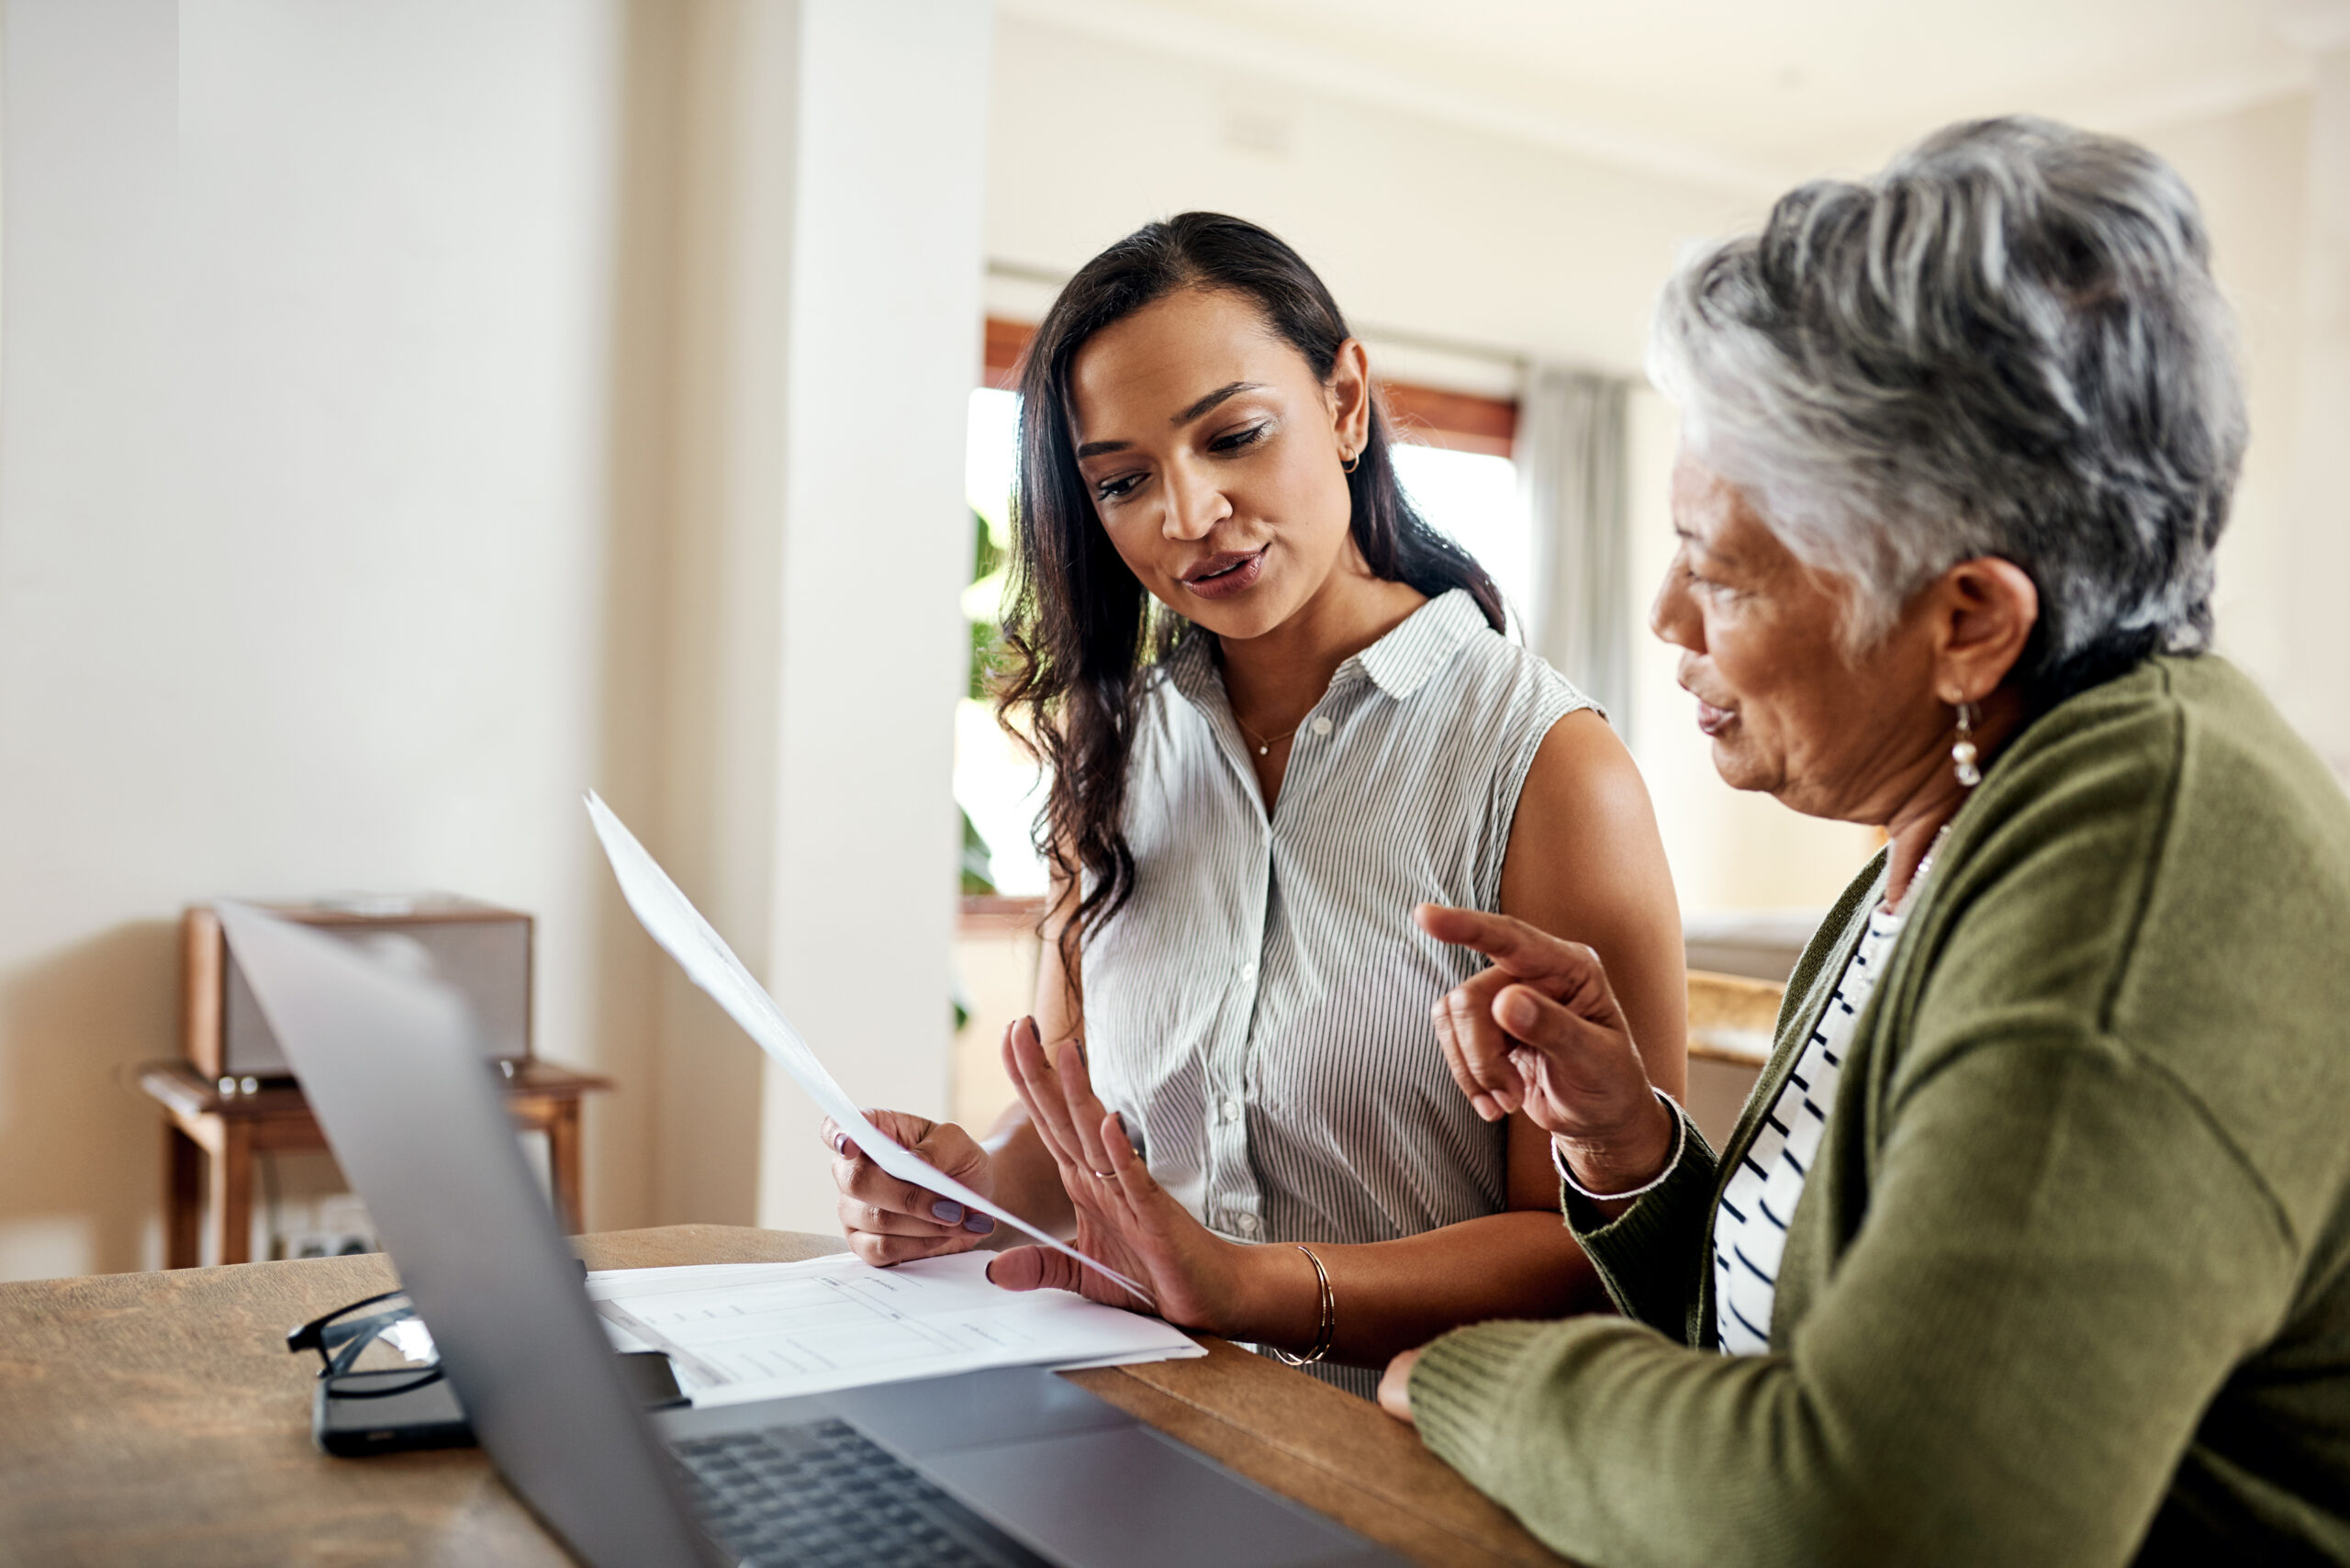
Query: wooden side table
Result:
<box><xmin>140</xmin><ymin>1060</ymin><xmax>613</xmax><ymax>1269</ymax></box>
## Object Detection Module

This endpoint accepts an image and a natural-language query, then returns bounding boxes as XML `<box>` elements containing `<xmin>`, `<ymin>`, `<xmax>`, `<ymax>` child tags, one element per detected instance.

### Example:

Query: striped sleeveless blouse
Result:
<box><xmin>1080</xmin><ymin>588</ymin><xmax>1593</xmax><ymax>1397</ymax></box>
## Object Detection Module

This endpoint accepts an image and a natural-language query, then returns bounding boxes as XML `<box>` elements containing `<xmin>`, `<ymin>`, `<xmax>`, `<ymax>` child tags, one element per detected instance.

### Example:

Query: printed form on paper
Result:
<box><xmin>588</xmin><ymin>1253</ymin><xmax>1202</xmax><ymax>1407</ymax></box>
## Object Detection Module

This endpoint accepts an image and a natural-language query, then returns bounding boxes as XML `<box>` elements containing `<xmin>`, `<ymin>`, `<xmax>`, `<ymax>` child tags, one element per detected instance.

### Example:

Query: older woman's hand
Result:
<box><xmin>1418</xmin><ymin>904</ymin><xmax>1678</xmax><ymax>1198</ymax></box>
<box><xmin>1378</xmin><ymin>1348</ymin><xmax>1423</xmax><ymax>1424</ymax></box>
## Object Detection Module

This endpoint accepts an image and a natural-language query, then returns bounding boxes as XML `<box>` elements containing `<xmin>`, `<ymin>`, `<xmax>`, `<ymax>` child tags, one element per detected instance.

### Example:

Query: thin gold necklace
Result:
<box><xmin>1235</xmin><ymin>712</ymin><xmax>1303</xmax><ymax>757</ymax></box>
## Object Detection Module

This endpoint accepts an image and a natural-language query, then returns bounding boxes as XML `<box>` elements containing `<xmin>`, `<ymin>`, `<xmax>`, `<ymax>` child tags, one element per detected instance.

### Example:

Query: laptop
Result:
<box><xmin>218</xmin><ymin>902</ymin><xmax>1404</xmax><ymax>1568</ymax></box>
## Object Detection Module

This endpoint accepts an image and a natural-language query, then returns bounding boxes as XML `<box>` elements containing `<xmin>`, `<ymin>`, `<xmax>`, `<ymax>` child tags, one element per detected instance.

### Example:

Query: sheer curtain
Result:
<box><xmin>1519</xmin><ymin>366</ymin><xmax>1633</xmax><ymax>734</ymax></box>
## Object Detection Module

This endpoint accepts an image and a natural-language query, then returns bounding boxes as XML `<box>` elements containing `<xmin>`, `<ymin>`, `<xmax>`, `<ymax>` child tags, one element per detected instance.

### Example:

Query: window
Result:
<box><xmin>957</xmin><ymin>387</ymin><xmax>1045</xmax><ymax>895</ymax></box>
<box><xmin>1389</xmin><ymin>444</ymin><xmax>1530</xmax><ymax>633</ymax></box>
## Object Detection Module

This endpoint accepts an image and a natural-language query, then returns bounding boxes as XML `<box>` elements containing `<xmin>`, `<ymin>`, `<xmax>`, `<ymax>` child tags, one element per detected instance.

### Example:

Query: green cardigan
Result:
<box><xmin>1409</xmin><ymin>655</ymin><xmax>2350</xmax><ymax>1567</ymax></box>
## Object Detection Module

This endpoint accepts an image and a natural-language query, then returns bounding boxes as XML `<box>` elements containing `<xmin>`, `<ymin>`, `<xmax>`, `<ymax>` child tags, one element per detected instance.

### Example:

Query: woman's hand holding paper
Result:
<box><xmin>822</xmin><ymin>1110</ymin><xmax>1000</xmax><ymax>1266</ymax></box>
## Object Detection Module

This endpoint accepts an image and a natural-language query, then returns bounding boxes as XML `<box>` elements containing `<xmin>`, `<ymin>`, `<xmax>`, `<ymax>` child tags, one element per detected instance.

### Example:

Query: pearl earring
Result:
<box><xmin>1952</xmin><ymin>700</ymin><xmax>1982</xmax><ymax>788</ymax></box>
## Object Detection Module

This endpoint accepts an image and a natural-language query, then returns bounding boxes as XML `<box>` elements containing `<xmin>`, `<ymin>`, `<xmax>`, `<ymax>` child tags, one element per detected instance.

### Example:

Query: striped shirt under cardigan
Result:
<box><xmin>1713</xmin><ymin>904</ymin><xmax>1905</xmax><ymax>1353</ymax></box>
<box><xmin>1081</xmin><ymin>588</ymin><xmax>1591</xmax><ymax>1398</ymax></box>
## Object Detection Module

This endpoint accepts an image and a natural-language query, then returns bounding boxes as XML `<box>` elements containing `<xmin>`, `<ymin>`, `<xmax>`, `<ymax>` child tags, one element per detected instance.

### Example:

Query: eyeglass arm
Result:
<box><xmin>285</xmin><ymin>1286</ymin><xmax>408</xmax><ymax>1361</ymax></box>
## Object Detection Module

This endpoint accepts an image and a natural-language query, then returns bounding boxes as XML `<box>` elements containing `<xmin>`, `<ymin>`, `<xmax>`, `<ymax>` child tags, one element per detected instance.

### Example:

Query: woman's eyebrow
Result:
<box><xmin>1677</xmin><ymin>522</ymin><xmax>1740</xmax><ymax>566</ymax></box>
<box><xmin>1076</xmin><ymin>381</ymin><xmax>1268</xmax><ymax>459</ymax></box>
<box><xmin>1173</xmin><ymin>381</ymin><xmax>1263</xmax><ymax>425</ymax></box>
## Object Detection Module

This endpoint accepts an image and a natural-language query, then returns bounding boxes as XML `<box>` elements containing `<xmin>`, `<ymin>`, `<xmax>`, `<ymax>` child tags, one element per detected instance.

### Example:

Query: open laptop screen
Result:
<box><xmin>217</xmin><ymin>902</ymin><xmax>720</xmax><ymax>1568</ymax></box>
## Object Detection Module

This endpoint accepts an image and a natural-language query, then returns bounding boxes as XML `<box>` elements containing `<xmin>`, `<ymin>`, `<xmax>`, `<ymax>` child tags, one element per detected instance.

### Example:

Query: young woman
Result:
<box><xmin>825</xmin><ymin>213</ymin><xmax>1686</xmax><ymax>1397</ymax></box>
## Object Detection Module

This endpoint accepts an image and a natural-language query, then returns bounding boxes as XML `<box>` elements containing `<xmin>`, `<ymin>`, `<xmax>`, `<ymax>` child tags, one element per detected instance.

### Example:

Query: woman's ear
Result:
<box><xmin>1329</xmin><ymin>338</ymin><xmax>1372</xmax><ymax>459</ymax></box>
<box><xmin>1931</xmin><ymin>555</ymin><xmax>2040</xmax><ymax>702</ymax></box>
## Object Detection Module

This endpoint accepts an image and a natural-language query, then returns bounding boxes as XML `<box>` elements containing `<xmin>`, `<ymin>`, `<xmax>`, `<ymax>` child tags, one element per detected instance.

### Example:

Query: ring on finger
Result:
<box><xmin>1090</xmin><ymin>1168</ymin><xmax>1117</xmax><ymax>1180</ymax></box>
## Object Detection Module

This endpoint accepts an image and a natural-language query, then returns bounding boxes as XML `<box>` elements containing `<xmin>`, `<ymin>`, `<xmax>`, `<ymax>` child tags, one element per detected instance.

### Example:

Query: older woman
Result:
<box><xmin>1382</xmin><ymin>118</ymin><xmax>2350</xmax><ymax>1564</ymax></box>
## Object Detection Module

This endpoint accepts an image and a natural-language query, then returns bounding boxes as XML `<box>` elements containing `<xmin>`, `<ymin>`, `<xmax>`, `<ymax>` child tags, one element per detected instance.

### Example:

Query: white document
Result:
<box><xmin>584</xmin><ymin>791</ymin><xmax>1153</xmax><ymax>1303</ymax></box>
<box><xmin>585</xmin><ymin>1252</ymin><xmax>1202</xmax><ymax>1406</ymax></box>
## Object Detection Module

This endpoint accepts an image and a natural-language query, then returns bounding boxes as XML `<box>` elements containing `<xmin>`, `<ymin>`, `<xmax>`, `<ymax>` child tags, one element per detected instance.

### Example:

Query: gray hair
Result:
<box><xmin>1649</xmin><ymin>116</ymin><xmax>2246</xmax><ymax>700</ymax></box>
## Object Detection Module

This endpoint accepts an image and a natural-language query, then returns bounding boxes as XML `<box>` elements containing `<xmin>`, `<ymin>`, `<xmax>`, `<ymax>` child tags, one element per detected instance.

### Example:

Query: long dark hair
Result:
<box><xmin>995</xmin><ymin>213</ymin><xmax>1504</xmax><ymax>973</ymax></box>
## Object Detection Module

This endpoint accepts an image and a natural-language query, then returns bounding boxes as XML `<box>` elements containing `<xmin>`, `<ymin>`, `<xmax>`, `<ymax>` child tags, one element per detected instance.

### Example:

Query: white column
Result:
<box><xmin>736</xmin><ymin>1</ymin><xmax>993</xmax><ymax>1232</ymax></box>
<box><xmin>635</xmin><ymin>0</ymin><xmax>990</xmax><ymax>1233</ymax></box>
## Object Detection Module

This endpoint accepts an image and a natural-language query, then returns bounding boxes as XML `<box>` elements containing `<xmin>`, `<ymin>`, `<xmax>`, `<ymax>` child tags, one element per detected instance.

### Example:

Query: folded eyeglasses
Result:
<box><xmin>285</xmin><ymin>1288</ymin><xmax>443</xmax><ymax>1398</ymax></box>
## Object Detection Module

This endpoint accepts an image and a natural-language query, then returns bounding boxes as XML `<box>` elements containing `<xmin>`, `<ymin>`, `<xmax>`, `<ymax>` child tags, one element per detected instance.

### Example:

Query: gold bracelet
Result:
<box><xmin>1268</xmin><ymin>1244</ymin><xmax>1335</xmax><ymax>1366</ymax></box>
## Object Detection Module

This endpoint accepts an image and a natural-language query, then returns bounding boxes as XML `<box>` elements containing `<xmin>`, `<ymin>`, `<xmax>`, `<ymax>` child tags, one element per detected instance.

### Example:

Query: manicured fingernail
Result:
<box><xmin>963</xmin><ymin>1214</ymin><xmax>995</xmax><ymax>1235</ymax></box>
<box><xmin>1502</xmin><ymin>993</ymin><xmax>1539</xmax><ymax>1030</ymax></box>
<box><xmin>931</xmin><ymin>1199</ymin><xmax>965</xmax><ymax>1223</ymax></box>
<box><xmin>831</xmin><ymin>1131</ymin><xmax>847</xmax><ymax>1154</ymax></box>
<box><xmin>1472</xmin><ymin>1093</ymin><xmax>1497</xmax><ymax>1120</ymax></box>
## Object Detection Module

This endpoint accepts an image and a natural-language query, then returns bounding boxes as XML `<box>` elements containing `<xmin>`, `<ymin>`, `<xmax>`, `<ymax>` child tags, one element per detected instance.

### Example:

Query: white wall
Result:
<box><xmin>755</xmin><ymin>0</ymin><xmax>991</xmax><ymax>1233</ymax></box>
<box><xmin>988</xmin><ymin>17</ymin><xmax>1763</xmax><ymax>375</ymax></box>
<box><xmin>0</xmin><ymin>0</ymin><xmax>639</xmax><ymax>1279</ymax></box>
<box><xmin>2136</xmin><ymin>95</ymin><xmax>2312</xmax><ymax>705</ymax></box>
<box><xmin>0</xmin><ymin>0</ymin><xmax>996</xmax><ymax>1279</ymax></box>
<box><xmin>666</xmin><ymin>0</ymin><xmax>991</xmax><ymax>1236</ymax></box>
<box><xmin>0</xmin><ymin>0</ymin><xmax>183</xmax><ymax>1281</ymax></box>
<box><xmin>2274</xmin><ymin>47</ymin><xmax>2350</xmax><ymax>776</ymax></box>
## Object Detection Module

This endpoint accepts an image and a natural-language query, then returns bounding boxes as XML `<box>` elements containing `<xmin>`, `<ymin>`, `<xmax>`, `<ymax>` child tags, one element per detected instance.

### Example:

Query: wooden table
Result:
<box><xmin>0</xmin><ymin>1226</ymin><xmax>1576</xmax><ymax>1568</ymax></box>
<box><xmin>140</xmin><ymin>1061</ymin><xmax>613</xmax><ymax>1268</ymax></box>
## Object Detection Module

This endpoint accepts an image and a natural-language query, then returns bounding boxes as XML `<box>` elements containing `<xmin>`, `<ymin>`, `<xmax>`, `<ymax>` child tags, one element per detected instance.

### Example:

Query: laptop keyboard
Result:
<box><xmin>675</xmin><ymin>1418</ymin><xmax>1043</xmax><ymax>1567</ymax></box>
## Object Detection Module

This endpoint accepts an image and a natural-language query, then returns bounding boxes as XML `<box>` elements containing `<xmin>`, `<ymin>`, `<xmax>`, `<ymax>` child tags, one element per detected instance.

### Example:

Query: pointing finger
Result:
<box><xmin>1417</xmin><ymin>903</ymin><xmax>1592</xmax><ymax>983</ymax></box>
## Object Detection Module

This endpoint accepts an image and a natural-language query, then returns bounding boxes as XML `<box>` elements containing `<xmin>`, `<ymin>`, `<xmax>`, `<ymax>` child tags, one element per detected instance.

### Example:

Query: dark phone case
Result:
<box><xmin>313</xmin><ymin>1350</ymin><xmax>686</xmax><ymax>1457</ymax></box>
